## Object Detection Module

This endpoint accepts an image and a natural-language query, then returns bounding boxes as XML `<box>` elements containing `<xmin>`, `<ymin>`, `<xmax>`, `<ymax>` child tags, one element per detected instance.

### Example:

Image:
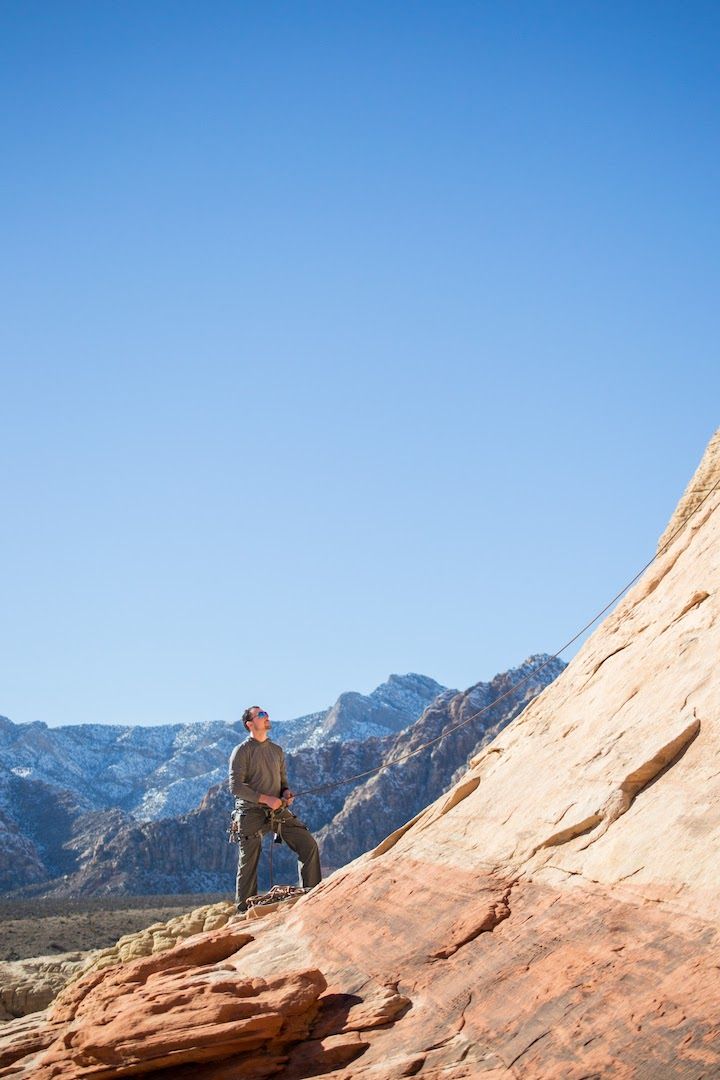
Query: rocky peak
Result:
<box><xmin>657</xmin><ymin>426</ymin><xmax>720</xmax><ymax>552</ymax></box>
<box><xmin>310</xmin><ymin>672</ymin><xmax>449</xmax><ymax>746</ymax></box>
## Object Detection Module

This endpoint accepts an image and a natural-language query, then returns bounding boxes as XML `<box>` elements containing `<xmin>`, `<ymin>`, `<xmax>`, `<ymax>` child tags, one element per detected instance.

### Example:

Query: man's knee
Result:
<box><xmin>285</xmin><ymin>826</ymin><xmax>321</xmax><ymax>877</ymax></box>
<box><xmin>283</xmin><ymin>822</ymin><xmax>316</xmax><ymax>854</ymax></box>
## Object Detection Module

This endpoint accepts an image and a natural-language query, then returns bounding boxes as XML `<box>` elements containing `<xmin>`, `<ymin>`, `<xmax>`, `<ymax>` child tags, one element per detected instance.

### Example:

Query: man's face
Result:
<box><xmin>246</xmin><ymin>708</ymin><xmax>271</xmax><ymax>736</ymax></box>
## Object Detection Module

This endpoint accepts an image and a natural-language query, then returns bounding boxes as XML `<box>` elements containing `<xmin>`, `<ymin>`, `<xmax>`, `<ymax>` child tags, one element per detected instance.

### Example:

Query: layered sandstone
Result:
<box><xmin>1</xmin><ymin>431</ymin><xmax>719</xmax><ymax>1079</ymax></box>
<box><xmin>0</xmin><ymin>954</ymin><xmax>89</xmax><ymax>1023</ymax></box>
<box><xmin>657</xmin><ymin>426</ymin><xmax>720</xmax><ymax>552</ymax></box>
<box><xmin>76</xmin><ymin>900</ymin><xmax>234</xmax><ymax>976</ymax></box>
<box><xmin>0</xmin><ymin>901</ymin><xmax>237</xmax><ymax>1025</ymax></box>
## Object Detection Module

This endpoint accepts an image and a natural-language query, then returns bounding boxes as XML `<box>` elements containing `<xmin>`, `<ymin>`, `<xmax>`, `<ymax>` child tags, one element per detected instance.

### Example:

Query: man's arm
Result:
<box><xmin>279</xmin><ymin>748</ymin><xmax>294</xmax><ymax>804</ymax></box>
<box><xmin>229</xmin><ymin>744</ymin><xmax>260</xmax><ymax>802</ymax></box>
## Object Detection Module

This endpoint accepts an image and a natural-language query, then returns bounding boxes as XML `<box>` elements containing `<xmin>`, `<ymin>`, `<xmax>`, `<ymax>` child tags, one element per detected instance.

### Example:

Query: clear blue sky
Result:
<box><xmin>1</xmin><ymin>2</ymin><xmax>718</xmax><ymax>727</ymax></box>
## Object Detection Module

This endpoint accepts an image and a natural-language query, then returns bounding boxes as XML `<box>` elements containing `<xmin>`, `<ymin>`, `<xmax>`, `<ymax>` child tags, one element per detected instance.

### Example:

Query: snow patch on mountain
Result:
<box><xmin>0</xmin><ymin>675</ymin><xmax>446</xmax><ymax>824</ymax></box>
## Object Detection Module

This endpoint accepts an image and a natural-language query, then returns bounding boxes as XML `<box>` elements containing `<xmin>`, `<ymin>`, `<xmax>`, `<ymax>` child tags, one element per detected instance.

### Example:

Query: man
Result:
<box><xmin>229</xmin><ymin>705</ymin><xmax>322</xmax><ymax>913</ymax></box>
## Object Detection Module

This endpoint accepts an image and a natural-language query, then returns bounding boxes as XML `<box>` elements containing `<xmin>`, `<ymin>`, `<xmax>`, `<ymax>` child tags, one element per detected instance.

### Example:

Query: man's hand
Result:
<box><xmin>281</xmin><ymin>788</ymin><xmax>294</xmax><ymax>806</ymax></box>
<box><xmin>259</xmin><ymin>794</ymin><xmax>284</xmax><ymax>811</ymax></box>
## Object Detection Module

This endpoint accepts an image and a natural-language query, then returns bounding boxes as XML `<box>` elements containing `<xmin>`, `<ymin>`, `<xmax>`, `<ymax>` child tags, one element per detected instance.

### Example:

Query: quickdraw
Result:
<box><xmin>227</xmin><ymin>808</ymin><xmax>241</xmax><ymax>844</ymax></box>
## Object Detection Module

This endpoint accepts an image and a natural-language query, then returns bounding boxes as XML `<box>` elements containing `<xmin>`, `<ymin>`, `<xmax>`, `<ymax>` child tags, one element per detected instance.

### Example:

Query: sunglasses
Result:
<box><xmin>255</xmin><ymin>711</ymin><xmax>269</xmax><ymax>720</ymax></box>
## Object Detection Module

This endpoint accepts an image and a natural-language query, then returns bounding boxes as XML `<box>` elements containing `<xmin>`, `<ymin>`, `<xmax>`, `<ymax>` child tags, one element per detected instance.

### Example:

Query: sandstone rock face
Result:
<box><xmin>77</xmin><ymin>900</ymin><xmax>235</xmax><ymax>977</ymax></box>
<box><xmin>318</xmin><ymin>655</ymin><xmax>565</xmax><ymax>871</ymax></box>
<box><xmin>657</xmin><ymin>426</ymin><xmax>720</xmax><ymax>553</ymax></box>
<box><xmin>0</xmin><ymin>901</ymin><xmax>237</xmax><ymax>1022</ymax></box>
<box><xmin>1</xmin><ymin>432</ymin><xmax>719</xmax><ymax>1078</ymax></box>
<box><xmin>0</xmin><ymin>953</ymin><xmax>90</xmax><ymax>1022</ymax></box>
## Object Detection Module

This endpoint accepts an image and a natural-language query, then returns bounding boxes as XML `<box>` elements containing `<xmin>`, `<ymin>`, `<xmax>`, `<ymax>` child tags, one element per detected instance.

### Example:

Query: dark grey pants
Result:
<box><xmin>235</xmin><ymin>805</ymin><xmax>322</xmax><ymax>906</ymax></box>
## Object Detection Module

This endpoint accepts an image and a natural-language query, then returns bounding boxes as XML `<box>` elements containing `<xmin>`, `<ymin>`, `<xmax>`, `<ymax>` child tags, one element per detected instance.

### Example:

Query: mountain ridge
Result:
<box><xmin>0</xmin><ymin>660</ymin><xmax>563</xmax><ymax>897</ymax></box>
<box><xmin>0</xmin><ymin>672</ymin><xmax>446</xmax><ymax>824</ymax></box>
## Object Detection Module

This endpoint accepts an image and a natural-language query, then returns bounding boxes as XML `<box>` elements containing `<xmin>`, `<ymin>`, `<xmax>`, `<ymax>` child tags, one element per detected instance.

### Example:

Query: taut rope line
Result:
<box><xmin>292</xmin><ymin>475</ymin><xmax>720</xmax><ymax>800</ymax></box>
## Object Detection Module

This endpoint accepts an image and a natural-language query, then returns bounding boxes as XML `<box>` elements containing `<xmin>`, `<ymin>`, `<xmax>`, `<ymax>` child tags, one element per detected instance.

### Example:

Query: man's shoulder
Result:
<box><xmin>254</xmin><ymin>738</ymin><xmax>286</xmax><ymax>760</ymax></box>
<box><xmin>230</xmin><ymin>738</ymin><xmax>284</xmax><ymax>755</ymax></box>
<box><xmin>230</xmin><ymin>738</ymin><xmax>255</xmax><ymax>757</ymax></box>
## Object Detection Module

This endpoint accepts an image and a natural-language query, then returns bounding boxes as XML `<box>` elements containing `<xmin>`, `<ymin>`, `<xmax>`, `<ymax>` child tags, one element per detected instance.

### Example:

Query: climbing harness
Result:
<box><xmin>227</xmin><ymin>808</ymin><xmax>241</xmax><ymax>844</ymax></box>
<box><xmin>228</xmin><ymin>799</ymin><xmax>289</xmax><ymax>842</ymax></box>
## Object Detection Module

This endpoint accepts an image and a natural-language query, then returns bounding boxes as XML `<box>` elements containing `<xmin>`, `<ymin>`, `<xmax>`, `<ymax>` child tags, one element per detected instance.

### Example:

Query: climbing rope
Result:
<box><xmin>292</xmin><ymin>473</ymin><xmax>720</xmax><ymax>801</ymax></box>
<box><xmin>245</xmin><ymin>885</ymin><xmax>307</xmax><ymax>912</ymax></box>
<box><xmin>267</xmin><ymin>808</ymin><xmax>284</xmax><ymax>887</ymax></box>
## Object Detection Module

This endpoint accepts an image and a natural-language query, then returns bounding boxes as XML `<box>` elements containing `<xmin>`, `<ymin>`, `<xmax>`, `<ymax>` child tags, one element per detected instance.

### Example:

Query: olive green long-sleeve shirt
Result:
<box><xmin>228</xmin><ymin>738</ymin><xmax>289</xmax><ymax>806</ymax></box>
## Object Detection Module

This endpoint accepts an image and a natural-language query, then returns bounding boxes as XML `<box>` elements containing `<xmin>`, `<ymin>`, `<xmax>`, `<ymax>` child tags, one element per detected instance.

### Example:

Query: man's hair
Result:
<box><xmin>242</xmin><ymin>706</ymin><xmax>260</xmax><ymax>730</ymax></box>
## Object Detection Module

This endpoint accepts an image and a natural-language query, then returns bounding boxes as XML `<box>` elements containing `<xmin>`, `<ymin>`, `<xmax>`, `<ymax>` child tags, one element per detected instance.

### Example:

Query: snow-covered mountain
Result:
<box><xmin>0</xmin><ymin>658</ymin><xmax>565</xmax><ymax>897</ymax></box>
<box><xmin>0</xmin><ymin>673</ymin><xmax>447</xmax><ymax>824</ymax></box>
<box><xmin>279</xmin><ymin>673</ymin><xmax>450</xmax><ymax>750</ymax></box>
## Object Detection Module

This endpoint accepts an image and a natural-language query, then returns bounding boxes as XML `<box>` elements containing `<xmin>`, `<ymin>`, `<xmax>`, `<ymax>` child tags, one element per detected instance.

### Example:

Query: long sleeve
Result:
<box><xmin>229</xmin><ymin>743</ymin><xmax>260</xmax><ymax>803</ymax></box>
<box><xmin>279</xmin><ymin>749</ymin><xmax>289</xmax><ymax>793</ymax></box>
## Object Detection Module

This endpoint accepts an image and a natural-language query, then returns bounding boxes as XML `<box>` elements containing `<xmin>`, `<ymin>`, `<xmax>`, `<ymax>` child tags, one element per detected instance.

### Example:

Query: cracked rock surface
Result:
<box><xmin>1</xmin><ymin>430</ymin><xmax>719</xmax><ymax>1077</ymax></box>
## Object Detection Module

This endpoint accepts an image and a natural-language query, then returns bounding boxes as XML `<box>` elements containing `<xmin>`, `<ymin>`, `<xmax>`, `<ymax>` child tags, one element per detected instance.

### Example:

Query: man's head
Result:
<box><xmin>242</xmin><ymin>706</ymin><xmax>271</xmax><ymax>740</ymax></box>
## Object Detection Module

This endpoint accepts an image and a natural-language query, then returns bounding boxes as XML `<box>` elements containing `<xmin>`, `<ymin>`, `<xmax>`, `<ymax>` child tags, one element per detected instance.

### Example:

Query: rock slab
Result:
<box><xmin>2</xmin><ymin>431</ymin><xmax>719</xmax><ymax>1078</ymax></box>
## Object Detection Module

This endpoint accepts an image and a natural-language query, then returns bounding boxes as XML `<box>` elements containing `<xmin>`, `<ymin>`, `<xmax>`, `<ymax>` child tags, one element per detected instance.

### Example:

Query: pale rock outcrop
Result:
<box><xmin>77</xmin><ymin>899</ymin><xmax>234</xmax><ymax>976</ymax></box>
<box><xmin>1</xmin><ymin>431</ymin><xmax>719</xmax><ymax>1078</ymax></box>
<box><xmin>0</xmin><ymin>902</ymin><xmax>236</xmax><ymax>1023</ymax></box>
<box><xmin>0</xmin><ymin>954</ymin><xmax>90</xmax><ymax>1022</ymax></box>
<box><xmin>657</xmin><ymin>425</ymin><xmax>720</xmax><ymax>552</ymax></box>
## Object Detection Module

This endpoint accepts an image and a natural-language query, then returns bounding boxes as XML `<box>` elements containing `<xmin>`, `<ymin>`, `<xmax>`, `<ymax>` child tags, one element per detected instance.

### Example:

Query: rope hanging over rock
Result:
<box><xmin>292</xmin><ymin>473</ymin><xmax>720</xmax><ymax>800</ymax></box>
